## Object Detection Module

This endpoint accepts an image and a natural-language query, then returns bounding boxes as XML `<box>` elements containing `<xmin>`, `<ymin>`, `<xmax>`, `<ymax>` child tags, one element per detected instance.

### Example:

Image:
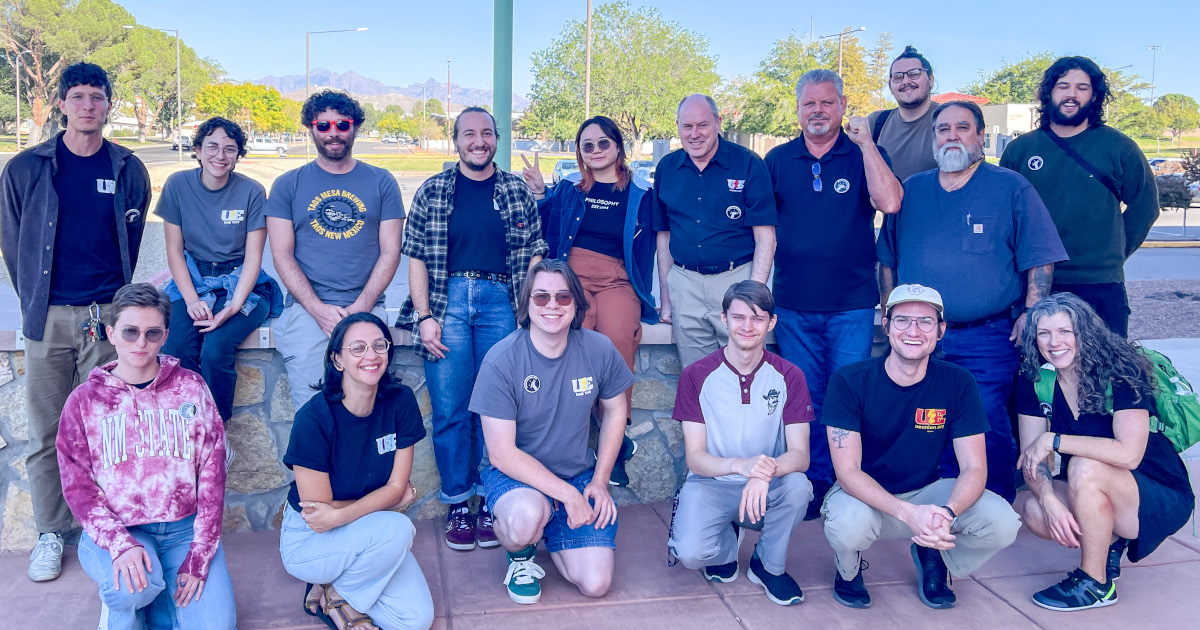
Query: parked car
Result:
<box><xmin>630</xmin><ymin>159</ymin><xmax>655</xmax><ymax>184</ymax></box>
<box><xmin>245</xmin><ymin>137</ymin><xmax>288</xmax><ymax>156</ymax></box>
<box><xmin>381</xmin><ymin>136</ymin><xmax>397</xmax><ymax>143</ymax></box>
<box><xmin>172</xmin><ymin>135</ymin><xmax>192</xmax><ymax>151</ymax></box>
<box><xmin>552</xmin><ymin>159</ymin><xmax>579</xmax><ymax>185</ymax></box>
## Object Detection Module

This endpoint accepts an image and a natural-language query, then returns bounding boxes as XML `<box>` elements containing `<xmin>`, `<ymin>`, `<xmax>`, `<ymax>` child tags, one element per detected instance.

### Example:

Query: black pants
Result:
<box><xmin>1051</xmin><ymin>282</ymin><xmax>1130</xmax><ymax>337</ymax></box>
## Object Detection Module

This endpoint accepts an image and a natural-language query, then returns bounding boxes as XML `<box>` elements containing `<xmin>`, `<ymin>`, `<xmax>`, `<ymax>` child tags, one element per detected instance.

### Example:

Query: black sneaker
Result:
<box><xmin>804</xmin><ymin>479</ymin><xmax>832</xmax><ymax>521</ymax></box>
<box><xmin>1107</xmin><ymin>537</ymin><xmax>1130</xmax><ymax>582</ymax></box>
<box><xmin>833</xmin><ymin>555</ymin><xmax>871</xmax><ymax>609</ymax></box>
<box><xmin>701</xmin><ymin>522</ymin><xmax>744</xmax><ymax>583</ymax></box>
<box><xmin>608</xmin><ymin>436</ymin><xmax>638</xmax><ymax>487</ymax></box>
<box><xmin>911</xmin><ymin>544</ymin><xmax>955</xmax><ymax>609</ymax></box>
<box><xmin>746</xmin><ymin>552</ymin><xmax>803</xmax><ymax>605</ymax></box>
<box><xmin>1032</xmin><ymin>568</ymin><xmax>1118</xmax><ymax>611</ymax></box>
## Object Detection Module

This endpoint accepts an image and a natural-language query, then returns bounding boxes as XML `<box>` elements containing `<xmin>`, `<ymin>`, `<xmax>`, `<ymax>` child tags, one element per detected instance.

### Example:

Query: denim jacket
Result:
<box><xmin>164</xmin><ymin>251</ymin><xmax>284</xmax><ymax>319</ymax></box>
<box><xmin>539</xmin><ymin>172</ymin><xmax>659</xmax><ymax>324</ymax></box>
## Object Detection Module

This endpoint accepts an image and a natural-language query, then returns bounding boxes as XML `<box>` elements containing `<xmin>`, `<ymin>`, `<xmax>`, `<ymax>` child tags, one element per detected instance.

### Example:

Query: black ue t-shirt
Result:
<box><xmin>49</xmin><ymin>137</ymin><xmax>124</xmax><ymax>305</ymax></box>
<box><xmin>284</xmin><ymin>386</ymin><xmax>426</xmax><ymax>511</ymax></box>
<box><xmin>447</xmin><ymin>170</ymin><xmax>506</xmax><ymax>274</ymax></box>
<box><xmin>574</xmin><ymin>182</ymin><xmax>628</xmax><ymax>261</ymax></box>
<box><xmin>823</xmin><ymin>357</ymin><xmax>989</xmax><ymax>494</ymax></box>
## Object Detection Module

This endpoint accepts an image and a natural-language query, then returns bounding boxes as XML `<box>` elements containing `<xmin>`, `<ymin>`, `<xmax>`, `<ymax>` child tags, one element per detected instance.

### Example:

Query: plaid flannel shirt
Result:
<box><xmin>399</xmin><ymin>166</ymin><xmax>547</xmax><ymax>361</ymax></box>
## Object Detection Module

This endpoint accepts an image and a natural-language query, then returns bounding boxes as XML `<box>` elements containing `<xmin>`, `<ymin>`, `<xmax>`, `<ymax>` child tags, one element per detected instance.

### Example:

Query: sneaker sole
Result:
<box><xmin>27</xmin><ymin>566</ymin><xmax>62</xmax><ymax>582</ymax></box>
<box><xmin>445</xmin><ymin>539</ymin><xmax>477</xmax><ymax>551</ymax></box>
<box><xmin>476</xmin><ymin>538</ymin><xmax>501</xmax><ymax>549</ymax></box>
<box><xmin>911</xmin><ymin>545</ymin><xmax>955</xmax><ymax>609</ymax></box>
<box><xmin>508</xmin><ymin>589</ymin><xmax>542</xmax><ymax>605</ymax></box>
<box><xmin>746</xmin><ymin>567</ymin><xmax>803</xmax><ymax>605</ymax></box>
<box><xmin>832</xmin><ymin>589</ymin><xmax>872</xmax><ymax>609</ymax></box>
<box><xmin>702</xmin><ymin>569</ymin><xmax>738</xmax><ymax>583</ymax></box>
<box><xmin>1031</xmin><ymin>595</ymin><xmax>1118</xmax><ymax>612</ymax></box>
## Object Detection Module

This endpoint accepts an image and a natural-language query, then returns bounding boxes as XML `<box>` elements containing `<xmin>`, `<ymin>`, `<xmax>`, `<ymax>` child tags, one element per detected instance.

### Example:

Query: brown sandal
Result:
<box><xmin>322</xmin><ymin>584</ymin><xmax>377</xmax><ymax>629</ymax></box>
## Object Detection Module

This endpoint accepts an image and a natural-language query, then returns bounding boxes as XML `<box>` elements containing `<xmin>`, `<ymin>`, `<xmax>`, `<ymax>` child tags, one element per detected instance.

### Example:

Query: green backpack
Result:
<box><xmin>1033</xmin><ymin>348</ymin><xmax>1200</xmax><ymax>453</ymax></box>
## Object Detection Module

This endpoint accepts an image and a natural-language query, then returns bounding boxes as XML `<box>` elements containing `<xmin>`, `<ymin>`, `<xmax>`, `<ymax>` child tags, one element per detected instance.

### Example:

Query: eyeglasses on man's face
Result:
<box><xmin>890</xmin><ymin>68</ymin><xmax>928</xmax><ymax>83</ymax></box>
<box><xmin>889</xmin><ymin>315</ymin><xmax>938</xmax><ymax>333</ymax></box>
<box><xmin>532</xmin><ymin>291</ymin><xmax>574</xmax><ymax>307</ymax></box>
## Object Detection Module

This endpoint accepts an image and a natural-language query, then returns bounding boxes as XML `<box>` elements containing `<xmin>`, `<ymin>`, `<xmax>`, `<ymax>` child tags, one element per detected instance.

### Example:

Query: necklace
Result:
<box><xmin>941</xmin><ymin>159</ymin><xmax>982</xmax><ymax>192</ymax></box>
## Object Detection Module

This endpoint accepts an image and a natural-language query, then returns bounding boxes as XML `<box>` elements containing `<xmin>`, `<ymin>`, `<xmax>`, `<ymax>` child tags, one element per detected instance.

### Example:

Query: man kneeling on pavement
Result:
<box><xmin>668</xmin><ymin>280</ymin><xmax>815</xmax><ymax>606</ymax></box>
<box><xmin>821</xmin><ymin>284</ymin><xmax>1021</xmax><ymax>609</ymax></box>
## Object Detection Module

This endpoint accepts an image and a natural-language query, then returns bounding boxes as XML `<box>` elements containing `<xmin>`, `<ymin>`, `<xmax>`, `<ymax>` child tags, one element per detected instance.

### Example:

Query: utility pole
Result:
<box><xmin>820</xmin><ymin>27</ymin><xmax>866</xmax><ymax>76</ymax></box>
<box><xmin>1148</xmin><ymin>45</ymin><xmax>1162</xmax><ymax>155</ymax></box>
<box><xmin>494</xmin><ymin>0</ymin><xmax>514</xmax><ymax>170</ymax></box>
<box><xmin>13</xmin><ymin>50</ymin><xmax>33</xmax><ymax>152</ymax></box>
<box><xmin>585</xmin><ymin>0</ymin><xmax>592</xmax><ymax>119</ymax></box>
<box><xmin>446</xmin><ymin>60</ymin><xmax>452</xmax><ymax>156</ymax></box>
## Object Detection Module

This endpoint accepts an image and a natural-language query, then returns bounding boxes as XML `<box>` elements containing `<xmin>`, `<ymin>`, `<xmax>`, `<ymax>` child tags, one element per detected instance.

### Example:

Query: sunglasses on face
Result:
<box><xmin>811</xmin><ymin>162</ymin><xmax>822</xmax><ymax>193</ymax></box>
<box><xmin>120</xmin><ymin>326</ymin><xmax>166</xmax><ymax>343</ymax></box>
<box><xmin>581</xmin><ymin>138</ymin><xmax>613</xmax><ymax>154</ymax></box>
<box><xmin>890</xmin><ymin>68</ymin><xmax>928</xmax><ymax>83</ymax></box>
<box><xmin>531</xmin><ymin>291</ymin><xmax>574</xmax><ymax>307</ymax></box>
<box><xmin>312</xmin><ymin>119</ymin><xmax>353</xmax><ymax>133</ymax></box>
<box><xmin>342</xmin><ymin>338</ymin><xmax>391</xmax><ymax>357</ymax></box>
<box><xmin>889</xmin><ymin>315</ymin><xmax>938</xmax><ymax>333</ymax></box>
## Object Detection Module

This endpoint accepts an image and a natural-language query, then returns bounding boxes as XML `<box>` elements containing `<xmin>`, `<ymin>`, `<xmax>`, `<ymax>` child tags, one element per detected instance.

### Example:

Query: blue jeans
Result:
<box><xmin>425</xmin><ymin>276</ymin><xmax>517</xmax><ymax>503</ymax></box>
<box><xmin>77</xmin><ymin>515</ymin><xmax>235</xmax><ymax>630</ymax></box>
<box><xmin>773</xmin><ymin>307</ymin><xmax>876</xmax><ymax>486</ymax></box>
<box><xmin>938</xmin><ymin>320</ymin><xmax>1020</xmax><ymax>503</ymax></box>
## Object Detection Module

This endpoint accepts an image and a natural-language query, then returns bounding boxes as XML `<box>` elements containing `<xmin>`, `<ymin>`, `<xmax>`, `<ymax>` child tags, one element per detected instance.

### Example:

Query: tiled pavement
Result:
<box><xmin>5</xmin><ymin>474</ymin><xmax>1200</xmax><ymax>630</ymax></box>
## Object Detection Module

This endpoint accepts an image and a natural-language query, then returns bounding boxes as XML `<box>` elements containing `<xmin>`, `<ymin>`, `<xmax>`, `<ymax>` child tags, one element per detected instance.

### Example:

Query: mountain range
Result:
<box><xmin>249</xmin><ymin>69</ymin><xmax>529</xmax><ymax>111</ymax></box>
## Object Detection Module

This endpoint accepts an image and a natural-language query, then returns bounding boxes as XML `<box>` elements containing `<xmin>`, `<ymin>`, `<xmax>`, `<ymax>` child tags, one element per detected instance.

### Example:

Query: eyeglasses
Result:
<box><xmin>811</xmin><ymin>162</ymin><xmax>822</xmax><ymax>193</ymax></box>
<box><xmin>342</xmin><ymin>338</ymin><xmax>391</xmax><ymax>357</ymax></box>
<box><xmin>202</xmin><ymin>143</ymin><xmax>240</xmax><ymax>157</ymax></box>
<box><xmin>889</xmin><ymin>315</ymin><xmax>938</xmax><ymax>332</ymax></box>
<box><xmin>67</xmin><ymin>93</ymin><xmax>109</xmax><ymax>105</ymax></box>
<box><xmin>312</xmin><ymin>119</ymin><xmax>353</xmax><ymax>133</ymax></box>
<box><xmin>531</xmin><ymin>291</ymin><xmax>574</xmax><ymax>307</ymax></box>
<box><xmin>890</xmin><ymin>68</ymin><xmax>928</xmax><ymax>83</ymax></box>
<box><xmin>120</xmin><ymin>326</ymin><xmax>166</xmax><ymax>343</ymax></box>
<box><xmin>581</xmin><ymin>138</ymin><xmax>613</xmax><ymax>154</ymax></box>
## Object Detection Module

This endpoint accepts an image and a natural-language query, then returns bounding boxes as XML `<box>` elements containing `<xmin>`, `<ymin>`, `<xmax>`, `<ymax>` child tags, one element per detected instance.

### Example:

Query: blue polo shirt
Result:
<box><xmin>765</xmin><ymin>130</ymin><xmax>889</xmax><ymax>312</ymax></box>
<box><xmin>652</xmin><ymin>138</ymin><xmax>776</xmax><ymax>267</ymax></box>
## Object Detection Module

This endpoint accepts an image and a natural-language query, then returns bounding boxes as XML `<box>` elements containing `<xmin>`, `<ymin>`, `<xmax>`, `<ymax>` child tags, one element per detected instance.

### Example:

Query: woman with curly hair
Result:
<box><xmin>1015</xmin><ymin>293</ymin><xmax>1193</xmax><ymax>612</ymax></box>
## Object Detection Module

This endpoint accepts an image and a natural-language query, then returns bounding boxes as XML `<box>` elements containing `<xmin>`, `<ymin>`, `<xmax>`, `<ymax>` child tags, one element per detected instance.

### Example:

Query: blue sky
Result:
<box><xmin>122</xmin><ymin>0</ymin><xmax>1195</xmax><ymax>101</ymax></box>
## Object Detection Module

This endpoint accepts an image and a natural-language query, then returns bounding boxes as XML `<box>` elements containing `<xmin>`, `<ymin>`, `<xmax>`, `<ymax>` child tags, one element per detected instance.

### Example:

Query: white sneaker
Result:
<box><xmin>28</xmin><ymin>532</ymin><xmax>64</xmax><ymax>582</ymax></box>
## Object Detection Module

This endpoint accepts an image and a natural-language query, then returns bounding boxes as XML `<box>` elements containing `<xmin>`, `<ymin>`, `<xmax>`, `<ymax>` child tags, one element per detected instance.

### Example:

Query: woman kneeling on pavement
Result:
<box><xmin>521</xmin><ymin>115</ymin><xmax>658</xmax><ymax>486</ymax></box>
<box><xmin>1015</xmin><ymin>293</ymin><xmax>1194</xmax><ymax>611</ymax></box>
<box><xmin>280</xmin><ymin>312</ymin><xmax>434</xmax><ymax>630</ymax></box>
<box><xmin>57</xmin><ymin>283</ymin><xmax>235</xmax><ymax>629</ymax></box>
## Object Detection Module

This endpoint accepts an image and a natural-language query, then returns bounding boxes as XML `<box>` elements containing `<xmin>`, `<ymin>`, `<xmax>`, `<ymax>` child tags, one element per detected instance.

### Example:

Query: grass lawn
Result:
<box><xmin>1135</xmin><ymin>135</ymin><xmax>1200</xmax><ymax>156</ymax></box>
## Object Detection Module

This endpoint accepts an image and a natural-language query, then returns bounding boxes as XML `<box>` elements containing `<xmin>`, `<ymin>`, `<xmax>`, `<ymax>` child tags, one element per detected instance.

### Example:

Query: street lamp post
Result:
<box><xmin>13</xmin><ymin>49</ymin><xmax>33</xmax><ymax>152</ymax></box>
<box><xmin>124</xmin><ymin>24</ymin><xmax>182</xmax><ymax>162</ymax></box>
<box><xmin>305</xmin><ymin>27</ymin><xmax>368</xmax><ymax>161</ymax></box>
<box><xmin>819</xmin><ymin>27</ymin><xmax>866</xmax><ymax>76</ymax></box>
<box><xmin>446</xmin><ymin>60</ymin><xmax>451</xmax><ymax>157</ymax></box>
<box><xmin>1147</xmin><ymin>45</ymin><xmax>1163</xmax><ymax>156</ymax></box>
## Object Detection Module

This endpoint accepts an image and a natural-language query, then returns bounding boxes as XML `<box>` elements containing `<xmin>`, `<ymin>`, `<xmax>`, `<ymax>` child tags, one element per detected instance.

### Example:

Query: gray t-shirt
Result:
<box><xmin>869</xmin><ymin>105</ymin><xmax>939</xmax><ymax>182</ymax></box>
<box><xmin>154</xmin><ymin>169</ymin><xmax>267</xmax><ymax>263</ymax></box>
<box><xmin>264</xmin><ymin>161</ymin><xmax>405</xmax><ymax>306</ymax></box>
<box><xmin>877</xmin><ymin>163</ymin><xmax>1068</xmax><ymax>322</ymax></box>
<box><xmin>470</xmin><ymin>328</ymin><xmax>634</xmax><ymax>479</ymax></box>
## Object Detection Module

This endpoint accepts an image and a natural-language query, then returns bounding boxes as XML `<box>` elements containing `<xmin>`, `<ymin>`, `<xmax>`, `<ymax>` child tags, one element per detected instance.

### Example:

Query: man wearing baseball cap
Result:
<box><xmin>819</xmin><ymin>284</ymin><xmax>1020</xmax><ymax>610</ymax></box>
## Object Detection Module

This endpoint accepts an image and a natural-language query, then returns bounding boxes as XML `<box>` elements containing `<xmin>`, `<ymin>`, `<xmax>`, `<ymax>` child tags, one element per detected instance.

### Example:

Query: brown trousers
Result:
<box><xmin>567</xmin><ymin>248</ymin><xmax>641</xmax><ymax>415</ymax></box>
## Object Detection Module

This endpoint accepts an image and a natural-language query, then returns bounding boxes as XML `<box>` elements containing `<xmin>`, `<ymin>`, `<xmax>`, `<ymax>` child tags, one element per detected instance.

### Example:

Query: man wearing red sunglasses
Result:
<box><xmin>266</xmin><ymin>90</ymin><xmax>406</xmax><ymax>414</ymax></box>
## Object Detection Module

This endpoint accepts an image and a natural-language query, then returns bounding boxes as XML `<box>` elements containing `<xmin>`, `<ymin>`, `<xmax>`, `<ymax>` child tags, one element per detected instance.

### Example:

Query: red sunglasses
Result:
<box><xmin>312</xmin><ymin>119</ymin><xmax>353</xmax><ymax>133</ymax></box>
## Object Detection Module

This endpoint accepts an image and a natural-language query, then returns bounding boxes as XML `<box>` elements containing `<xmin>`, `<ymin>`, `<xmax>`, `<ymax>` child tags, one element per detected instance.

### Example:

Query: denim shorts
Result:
<box><xmin>481</xmin><ymin>465</ymin><xmax>618</xmax><ymax>553</ymax></box>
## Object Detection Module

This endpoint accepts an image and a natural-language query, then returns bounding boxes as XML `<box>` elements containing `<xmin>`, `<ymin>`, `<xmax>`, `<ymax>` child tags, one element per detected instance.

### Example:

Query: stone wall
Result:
<box><xmin>0</xmin><ymin>344</ymin><xmax>687</xmax><ymax>551</ymax></box>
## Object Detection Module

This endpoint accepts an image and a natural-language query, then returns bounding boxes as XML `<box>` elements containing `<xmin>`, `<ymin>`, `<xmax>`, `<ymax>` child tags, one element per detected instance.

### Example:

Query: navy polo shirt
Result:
<box><xmin>652</xmin><ymin>138</ymin><xmax>776</xmax><ymax>267</ymax></box>
<box><xmin>765</xmin><ymin>131</ymin><xmax>889</xmax><ymax>312</ymax></box>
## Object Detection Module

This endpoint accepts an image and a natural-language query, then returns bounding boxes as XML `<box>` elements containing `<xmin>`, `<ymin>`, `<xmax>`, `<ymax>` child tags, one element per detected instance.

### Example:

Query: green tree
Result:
<box><xmin>1153</xmin><ymin>93</ymin><xmax>1200</xmax><ymax>146</ymax></box>
<box><xmin>1109</xmin><ymin>92</ymin><xmax>1161</xmax><ymax>138</ymax></box>
<box><xmin>965</xmin><ymin>52</ymin><xmax>1056</xmax><ymax>104</ymax></box>
<box><xmin>384</xmin><ymin>104</ymin><xmax>405</xmax><ymax>116</ymax></box>
<box><xmin>360</xmin><ymin>102</ymin><xmax>382</xmax><ymax>133</ymax></box>
<box><xmin>423</xmin><ymin>98</ymin><xmax>444</xmax><ymax>116</ymax></box>
<box><xmin>195</xmin><ymin>82</ymin><xmax>289</xmax><ymax>135</ymax></box>
<box><xmin>866</xmin><ymin>33</ymin><xmax>895</xmax><ymax>112</ymax></box>
<box><xmin>524</xmin><ymin>1</ymin><xmax>719</xmax><ymax>158</ymax></box>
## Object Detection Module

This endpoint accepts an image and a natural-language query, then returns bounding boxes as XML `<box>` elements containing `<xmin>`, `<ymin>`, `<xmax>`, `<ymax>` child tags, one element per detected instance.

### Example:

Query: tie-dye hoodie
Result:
<box><xmin>56</xmin><ymin>355</ymin><xmax>226</xmax><ymax>580</ymax></box>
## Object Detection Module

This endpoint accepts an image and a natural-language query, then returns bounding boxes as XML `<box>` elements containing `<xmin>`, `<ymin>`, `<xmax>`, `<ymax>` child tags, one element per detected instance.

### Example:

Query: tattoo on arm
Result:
<box><xmin>1029</xmin><ymin>264</ymin><xmax>1053</xmax><ymax>303</ymax></box>
<box><xmin>1037</xmin><ymin>462</ymin><xmax>1054</xmax><ymax>485</ymax></box>
<box><xmin>829</xmin><ymin>428</ymin><xmax>851</xmax><ymax>449</ymax></box>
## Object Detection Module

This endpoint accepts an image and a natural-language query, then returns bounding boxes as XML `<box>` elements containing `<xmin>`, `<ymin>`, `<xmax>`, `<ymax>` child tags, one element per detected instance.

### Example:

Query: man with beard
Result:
<box><xmin>655</xmin><ymin>94</ymin><xmax>777</xmax><ymax>367</ymax></box>
<box><xmin>1000</xmin><ymin>57</ymin><xmax>1158</xmax><ymax>337</ymax></box>
<box><xmin>877</xmin><ymin>101</ymin><xmax>1067</xmax><ymax>503</ymax></box>
<box><xmin>266</xmin><ymin>90</ymin><xmax>405</xmax><ymax>413</ymax></box>
<box><xmin>400</xmin><ymin>107</ymin><xmax>547</xmax><ymax>552</ymax></box>
<box><xmin>868</xmin><ymin>46</ymin><xmax>940</xmax><ymax>181</ymax></box>
<box><xmin>764</xmin><ymin>69</ymin><xmax>902</xmax><ymax>519</ymax></box>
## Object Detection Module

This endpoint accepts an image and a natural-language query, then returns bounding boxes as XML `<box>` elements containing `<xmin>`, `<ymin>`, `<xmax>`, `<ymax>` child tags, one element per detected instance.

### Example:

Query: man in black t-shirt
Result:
<box><xmin>401</xmin><ymin>107</ymin><xmax>547</xmax><ymax>553</ymax></box>
<box><xmin>820</xmin><ymin>284</ymin><xmax>1020</xmax><ymax>610</ymax></box>
<box><xmin>0</xmin><ymin>63</ymin><xmax>150</xmax><ymax>583</ymax></box>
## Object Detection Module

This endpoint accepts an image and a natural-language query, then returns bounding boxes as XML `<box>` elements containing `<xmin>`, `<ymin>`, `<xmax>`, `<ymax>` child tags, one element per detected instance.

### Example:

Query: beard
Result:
<box><xmin>894</xmin><ymin>83</ymin><xmax>929</xmax><ymax>109</ymax></box>
<box><xmin>805</xmin><ymin>118</ymin><xmax>832</xmax><ymax>135</ymax></box>
<box><xmin>935</xmin><ymin>140</ymin><xmax>980</xmax><ymax>173</ymax></box>
<box><xmin>314</xmin><ymin>133</ymin><xmax>355</xmax><ymax>161</ymax></box>
<box><xmin>1048</xmin><ymin>96</ymin><xmax>1096</xmax><ymax>127</ymax></box>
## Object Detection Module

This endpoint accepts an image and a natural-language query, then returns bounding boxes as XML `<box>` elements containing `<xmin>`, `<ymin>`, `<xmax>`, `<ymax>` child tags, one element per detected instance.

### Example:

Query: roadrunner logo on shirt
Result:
<box><xmin>914</xmin><ymin>408</ymin><xmax>947</xmax><ymax>431</ymax></box>
<box><xmin>763</xmin><ymin>389</ymin><xmax>780</xmax><ymax>415</ymax></box>
<box><xmin>572</xmin><ymin>376</ymin><xmax>595</xmax><ymax>397</ymax></box>
<box><xmin>306</xmin><ymin>189</ymin><xmax>368</xmax><ymax>240</ymax></box>
<box><xmin>523</xmin><ymin>375</ymin><xmax>541</xmax><ymax>393</ymax></box>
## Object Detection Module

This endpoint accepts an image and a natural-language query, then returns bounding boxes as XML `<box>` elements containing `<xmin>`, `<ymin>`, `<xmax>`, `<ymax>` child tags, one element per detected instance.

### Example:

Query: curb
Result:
<box><xmin>1142</xmin><ymin>240</ymin><xmax>1200</xmax><ymax>248</ymax></box>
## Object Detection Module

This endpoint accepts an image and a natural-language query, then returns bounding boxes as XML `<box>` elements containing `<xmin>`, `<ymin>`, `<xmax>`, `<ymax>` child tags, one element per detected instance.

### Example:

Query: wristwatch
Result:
<box><xmin>416</xmin><ymin>313</ymin><xmax>435</xmax><ymax>326</ymax></box>
<box><xmin>940</xmin><ymin>505</ymin><xmax>958</xmax><ymax>527</ymax></box>
<box><xmin>1052</xmin><ymin>433</ymin><xmax>1062</xmax><ymax>453</ymax></box>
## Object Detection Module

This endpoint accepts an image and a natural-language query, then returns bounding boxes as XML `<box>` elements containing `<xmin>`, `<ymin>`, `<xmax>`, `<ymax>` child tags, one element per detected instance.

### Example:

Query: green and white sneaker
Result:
<box><xmin>1032</xmin><ymin>568</ymin><xmax>1117</xmax><ymax>611</ymax></box>
<box><xmin>503</xmin><ymin>546</ymin><xmax>546</xmax><ymax>605</ymax></box>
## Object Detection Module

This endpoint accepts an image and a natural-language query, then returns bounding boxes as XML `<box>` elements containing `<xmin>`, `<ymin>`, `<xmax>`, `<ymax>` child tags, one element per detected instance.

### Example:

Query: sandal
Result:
<box><xmin>303</xmin><ymin>583</ymin><xmax>324</xmax><ymax>617</ymax></box>
<box><xmin>322</xmin><ymin>584</ymin><xmax>377</xmax><ymax>629</ymax></box>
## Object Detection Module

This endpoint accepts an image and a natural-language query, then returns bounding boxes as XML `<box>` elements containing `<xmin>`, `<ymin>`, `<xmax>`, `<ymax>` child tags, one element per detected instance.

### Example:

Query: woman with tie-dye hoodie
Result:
<box><xmin>56</xmin><ymin>283</ymin><xmax>235</xmax><ymax>630</ymax></box>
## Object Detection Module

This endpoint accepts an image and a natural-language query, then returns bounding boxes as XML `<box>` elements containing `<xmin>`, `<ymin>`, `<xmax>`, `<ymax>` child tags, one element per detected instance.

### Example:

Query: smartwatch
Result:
<box><xmin>1052</xmin><ymin>433</ymin><xmax>1062</xmax><ymax>453</ymax></box>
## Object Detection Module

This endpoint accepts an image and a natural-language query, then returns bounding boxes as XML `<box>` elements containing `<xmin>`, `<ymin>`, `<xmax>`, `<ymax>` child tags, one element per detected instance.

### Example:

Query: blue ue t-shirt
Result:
<box><xmin>284</xmin><ymin>386</ymin><xmax>426</xmax><ymax>511</ymax></box>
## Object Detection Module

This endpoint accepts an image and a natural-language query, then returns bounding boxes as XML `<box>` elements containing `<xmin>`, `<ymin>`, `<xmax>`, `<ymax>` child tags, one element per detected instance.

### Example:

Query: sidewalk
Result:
<box><xmin>4</xmin><ymin>487</ymin><xmax>1200</xmax><ymax>630</ymax></box>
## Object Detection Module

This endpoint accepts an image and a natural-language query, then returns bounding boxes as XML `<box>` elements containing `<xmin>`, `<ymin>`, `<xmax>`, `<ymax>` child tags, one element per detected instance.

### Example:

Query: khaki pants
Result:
<box><xmin>667</xmin><ymin>263</ymin><xmax>752</xmax><ymax>367</ymax></box>
<box><xmin>272</xmin><ymin>303</ymin><xmax>388</xmax><ymax>415</ymax></box>
<box><xmin>25</xmin><ymin>304</ymin><xmax>117</xmax><ymax>532</ymax></box>
<box><xmin>822</xmin><ymin>478</ymin><xmax>1020</xmax><ymax>579</ymax></box>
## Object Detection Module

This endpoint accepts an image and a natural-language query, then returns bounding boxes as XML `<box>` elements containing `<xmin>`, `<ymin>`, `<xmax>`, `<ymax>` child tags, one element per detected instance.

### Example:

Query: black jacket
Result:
<box><xmin>0</xmin><ymin>134</ymin><xmax>151</xmax><ymax>340</ymax></box>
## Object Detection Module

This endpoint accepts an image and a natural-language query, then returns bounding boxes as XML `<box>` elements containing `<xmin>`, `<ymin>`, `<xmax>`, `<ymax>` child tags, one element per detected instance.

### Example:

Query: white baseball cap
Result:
<box><xmin>886</xmin><ymin>284</ymin><xmax>944</xmax><ymax>314</ymax></box>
